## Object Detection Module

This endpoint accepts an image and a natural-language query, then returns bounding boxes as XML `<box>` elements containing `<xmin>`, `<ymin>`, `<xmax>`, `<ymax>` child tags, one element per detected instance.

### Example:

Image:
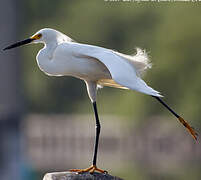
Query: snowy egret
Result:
<box><xmin>3</xmin><ymin>28</ymin><xmax>197</xmax><ymax>173</ymax></box>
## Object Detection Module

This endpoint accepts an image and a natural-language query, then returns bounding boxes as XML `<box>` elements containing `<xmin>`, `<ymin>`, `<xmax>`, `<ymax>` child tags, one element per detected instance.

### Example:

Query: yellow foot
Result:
<box><xmin>69</xmin><ymin>165</ymin><xmax>107</xmax><ymax>174</ymax></box>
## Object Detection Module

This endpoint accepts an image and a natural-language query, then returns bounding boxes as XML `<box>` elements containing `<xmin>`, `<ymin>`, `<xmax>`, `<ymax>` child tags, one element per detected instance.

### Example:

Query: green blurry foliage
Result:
<box><xmin>21</xmin><ymin>1</ymin><xmax>201</xmax><ymax>126</ymax></box>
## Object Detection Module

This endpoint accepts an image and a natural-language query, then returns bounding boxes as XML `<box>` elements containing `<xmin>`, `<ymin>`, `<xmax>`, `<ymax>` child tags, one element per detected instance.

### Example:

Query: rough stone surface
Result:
<box><xmin>43</xmin><ymin>171</ymin><xmax>124</xmax><ymax>180</ymax></box>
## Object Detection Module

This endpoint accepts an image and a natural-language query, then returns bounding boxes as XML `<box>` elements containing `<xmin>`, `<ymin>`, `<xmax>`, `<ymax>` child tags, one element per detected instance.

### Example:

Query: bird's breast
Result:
<box><xmin>36</xmin><ymin>50</ymin><xmax>62</xmax><ymax>76</ymax></box>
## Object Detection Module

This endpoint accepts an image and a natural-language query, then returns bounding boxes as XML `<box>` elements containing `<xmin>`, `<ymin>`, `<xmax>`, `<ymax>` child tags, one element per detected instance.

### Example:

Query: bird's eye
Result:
<box><xmin>37</xmin><ymin>33</ymin><xmax>42</xmax><ymax>39</ymax></box>
<box><xmin>32</xmin><ymin>33</ymin><xmax>42</xmax><ymax>40</ymax></box>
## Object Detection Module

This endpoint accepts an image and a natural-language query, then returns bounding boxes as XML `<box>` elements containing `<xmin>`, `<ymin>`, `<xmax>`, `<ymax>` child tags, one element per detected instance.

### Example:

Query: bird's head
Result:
<box><xmin>3</xmin><ymin>28</ymin><xmax>72</xmax><ymax>51</ymax></box>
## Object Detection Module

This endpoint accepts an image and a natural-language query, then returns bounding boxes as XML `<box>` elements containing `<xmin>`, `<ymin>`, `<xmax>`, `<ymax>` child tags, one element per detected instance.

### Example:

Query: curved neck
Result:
<box><xmin>44</xmin><ymin>41</ymin><xmax>58</xmax><ymax>59</ymax></box>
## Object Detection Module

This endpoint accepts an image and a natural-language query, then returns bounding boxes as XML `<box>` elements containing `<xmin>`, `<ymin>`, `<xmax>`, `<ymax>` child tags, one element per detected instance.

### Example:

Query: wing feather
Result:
<box><xmin>59</xmin><ymin>42</ymin><xmax>162</xmax><ymax>97</ymax></box>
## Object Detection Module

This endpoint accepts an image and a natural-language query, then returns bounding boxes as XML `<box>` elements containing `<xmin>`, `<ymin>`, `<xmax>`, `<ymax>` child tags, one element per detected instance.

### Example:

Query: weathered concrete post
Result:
<box><xmin>43</xmin><ymin>172</ymin><xmax>123</xmax><ymax>180</ymax></box>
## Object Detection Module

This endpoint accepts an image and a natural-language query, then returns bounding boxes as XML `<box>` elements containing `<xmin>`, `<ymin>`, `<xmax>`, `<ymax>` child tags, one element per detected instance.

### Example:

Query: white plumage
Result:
<box><xmin>113</xmin><ymin>48</ymin><xmax>152</xmax><ymax>76</ymax></box>
<box><xmin>34</xmin><ymin>28</ymin><xmax>161</xmax><ymax>101</ymax></box>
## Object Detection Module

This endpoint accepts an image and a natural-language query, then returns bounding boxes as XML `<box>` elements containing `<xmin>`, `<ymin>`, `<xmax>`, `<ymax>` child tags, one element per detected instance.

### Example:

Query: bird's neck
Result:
<box><xmin>45</xmin><ymin>42</ymin><xmax>58</xmax><ymax>59</ymax></box>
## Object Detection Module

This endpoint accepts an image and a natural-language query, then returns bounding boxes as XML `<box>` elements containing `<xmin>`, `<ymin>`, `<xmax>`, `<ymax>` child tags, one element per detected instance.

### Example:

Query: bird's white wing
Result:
<box><xmin>56</xmin><ymin>42</ymin><xmax>162</xmax><ymax>97</ymax></box>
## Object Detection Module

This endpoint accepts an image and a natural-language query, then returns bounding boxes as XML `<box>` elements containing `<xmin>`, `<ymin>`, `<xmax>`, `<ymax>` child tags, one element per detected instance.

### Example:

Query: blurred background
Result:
<box><xmin>0</xmin><ymin>1</ymin><xmax>201</xmax><ymax>180</ymax></box>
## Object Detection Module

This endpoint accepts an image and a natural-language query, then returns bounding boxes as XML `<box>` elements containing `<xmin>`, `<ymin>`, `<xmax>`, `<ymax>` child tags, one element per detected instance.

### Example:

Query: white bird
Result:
<box><xmin>3</xmin><ymin>28</ymin><xmax>197</xmax><ymax>173</ymax></box>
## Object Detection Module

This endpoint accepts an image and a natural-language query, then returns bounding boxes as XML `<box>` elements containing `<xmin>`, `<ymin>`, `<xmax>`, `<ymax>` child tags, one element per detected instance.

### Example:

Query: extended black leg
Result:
<box><xmin>152</xmin><ymin>96</ymin><xmax>197</xmax><ymax>141</ymax></box>
<box><xmin>92</xmin><ymin>101</ymin><xmax>101</xmax><ymax>166</ymax></box>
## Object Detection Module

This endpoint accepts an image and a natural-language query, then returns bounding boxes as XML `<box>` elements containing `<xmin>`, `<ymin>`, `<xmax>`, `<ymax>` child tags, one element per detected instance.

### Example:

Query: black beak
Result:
<box><xmin>3</xmin><ymin>38</ymin><xmax>34</xmax><ymax>51</ymax></box>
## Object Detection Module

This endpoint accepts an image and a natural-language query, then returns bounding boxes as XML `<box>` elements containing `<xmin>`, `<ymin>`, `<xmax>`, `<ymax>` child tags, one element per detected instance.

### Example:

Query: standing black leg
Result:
<box><xmin>70</xmin><ymin>101</ymin><xmax>106</xmax><ymax>173</ymax></box>
<box><xmin>92</xmin><ymin>101</ymin><xmax>101</xmax><ymax>166</ymax></box>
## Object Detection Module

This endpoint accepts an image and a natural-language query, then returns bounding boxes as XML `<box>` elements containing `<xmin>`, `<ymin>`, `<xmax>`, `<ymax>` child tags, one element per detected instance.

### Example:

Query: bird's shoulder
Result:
<box><xmin>55</xmin><ymin>42</ymin><xmax>108</xmax><ymax>57</ymax></box>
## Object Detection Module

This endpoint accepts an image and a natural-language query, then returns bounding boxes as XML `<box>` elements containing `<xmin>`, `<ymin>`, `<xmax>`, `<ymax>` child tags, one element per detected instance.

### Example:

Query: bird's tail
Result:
<box><xmin>153</xmin><ymin>96</ymin><xmax>198</xmax><ymax>141</ymax></box>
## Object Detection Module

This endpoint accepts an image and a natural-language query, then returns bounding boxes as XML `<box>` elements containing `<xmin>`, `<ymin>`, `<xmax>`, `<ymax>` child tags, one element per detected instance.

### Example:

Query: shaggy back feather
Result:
<box><xmin>113</xmin><ymin>48</ymin><xmax>151</xmax><ymax>77</ymax></box>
